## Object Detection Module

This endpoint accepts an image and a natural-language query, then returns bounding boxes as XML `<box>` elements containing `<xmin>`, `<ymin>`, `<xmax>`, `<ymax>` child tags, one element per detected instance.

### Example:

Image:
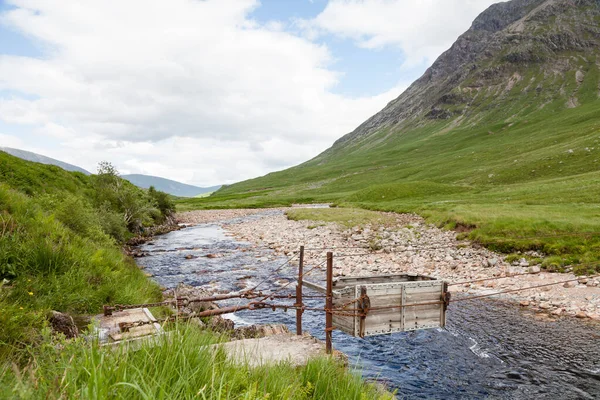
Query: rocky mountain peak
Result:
<box><xmin>330</xmin><ymin>0</ymin><xmax>600</xmax><ymax>149</ymax></box>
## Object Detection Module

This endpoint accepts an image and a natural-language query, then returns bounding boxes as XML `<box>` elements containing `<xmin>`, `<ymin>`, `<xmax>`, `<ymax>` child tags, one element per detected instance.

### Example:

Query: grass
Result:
<box><xmin>0</xmin><ymin>153</ymin><xmax>173</xmax><ymax>355</ymax></box>
<box><xmin>195</xmin><ymin>191</ymin><xmax>215</xmax><ymax>198</ymax></box>
<box><xmin>0</xmin><ymin>184</ymin><xmax>162</xmax><ymax>358</ymax></box>
<box><xmin>286</xmin><ymin>208</ymin><xmax>396</xmax><ymax>229</ymax></box>
<box><xmin>178</xmin><ymin>57</ymin><xmax>600</xmax><ymax>273</ymax></box>
<box><xmin>0</xmin><ymin>324</ymin><xmax>394</xmax><ymax>399</ymax></box>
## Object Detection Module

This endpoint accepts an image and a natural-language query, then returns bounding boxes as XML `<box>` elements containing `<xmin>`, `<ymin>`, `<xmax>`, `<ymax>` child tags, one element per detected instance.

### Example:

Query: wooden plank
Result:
<box><xmin>334</xmin><ymin>273</ymin><xmax>435</xmax><ymax>288</ymax></box>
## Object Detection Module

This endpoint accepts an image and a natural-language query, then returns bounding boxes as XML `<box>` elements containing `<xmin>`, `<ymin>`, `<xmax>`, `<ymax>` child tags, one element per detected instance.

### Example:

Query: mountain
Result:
<box><xmin>331</xmin><ymin>0</ymin><xmax>600</xmax><ymax>148</ymax></box>
<box><xmin>214</xmin><ymin>0</ymin><xmax>600</xmax><ymax>195</ymax></box>
<box><xmin>186</xmin><ymin>0</ymin><xmax>600</xmax><ymax>271</ymax></box>
<box><xmin>0</xmin><ymin>147</ymin><xmax>90</xmax><ymax>175</ymax></box>
<box><xmin>121</xmin><ymin>174</ymin><xmax>220</xmax><ymax>197</ymax></box>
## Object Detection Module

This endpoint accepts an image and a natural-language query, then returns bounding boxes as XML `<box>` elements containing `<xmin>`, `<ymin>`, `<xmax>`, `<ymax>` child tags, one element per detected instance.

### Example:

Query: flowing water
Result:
<box><xmin>136</xmin><ymin>211</ymin><xmax>600</xmax><ymax>399</ymax></box>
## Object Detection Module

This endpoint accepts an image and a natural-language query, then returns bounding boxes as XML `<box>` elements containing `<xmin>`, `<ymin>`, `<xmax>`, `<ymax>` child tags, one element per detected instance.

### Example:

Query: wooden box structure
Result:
<box><xmin>305</xmin><ymin>273</ymin><xmax>449</xmax><ymax>338</ymax></box>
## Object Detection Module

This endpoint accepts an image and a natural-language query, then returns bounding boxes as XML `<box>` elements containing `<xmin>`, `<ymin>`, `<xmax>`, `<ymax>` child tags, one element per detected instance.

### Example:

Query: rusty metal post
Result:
<box><xmin>358</xmin><ymin>286</ymin><xmax>370</xmax><ymax>339</ymax></box>
<box><xmin>296</xmin><ymin>245</ymin><xmax>305</xmax><ymax>335</ymax></box>
<box><xmin>325</xmin><ymin>251</ymin><xmax>333</xmax><ymax>354</ymax></box>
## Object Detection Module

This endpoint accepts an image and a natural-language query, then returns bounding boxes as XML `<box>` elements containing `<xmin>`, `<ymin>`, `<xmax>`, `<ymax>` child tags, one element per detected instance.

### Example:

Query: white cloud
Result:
<box><xmin>0</xmin><ymin>133</ymin><xmax>25</xmax><ymax>148</ymax></box>
<box><xmin>301</xmin><ymin>0</ymin><xmax>499</xmax><ymax>67</ymax></box>
<box><xmin>0</xmin><ymin>0</ymin><xmax>403</xmax><ymax>186</ymax></box>
<box><xmin>0</xmin><ymin>0</ymin><xmax>498</xmax><ymax>187</ymax></box>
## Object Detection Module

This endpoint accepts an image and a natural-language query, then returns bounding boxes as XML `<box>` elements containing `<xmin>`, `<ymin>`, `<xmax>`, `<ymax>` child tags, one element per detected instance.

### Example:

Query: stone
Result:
<box><xmin>210</xmin><ymin>316</ymin><xmax>235</xmax><ymax>332</ymax></box>
<box><xmin>519</xmin><ymin>301</ymin><xmax>530</xmax><ymax>307</ymax></box>
<box><xmin>575</xmin><ymin>311</ymin><xmax>588</xmax><ymax>319</ymax></box>
<box><xmin>529</xmin><ymin>265</ymin><xmax>541</xmax><ymax>274</ymax></box>
<box><xmin>563</xmin><ymin>281</ymin><xmax>577</xmax><ymax>288</ymax></box>
<box><xmin>48</xmin><ymin>311</ymin><xmax>78</xmax><ymax>339</ymax></box>
<box><xmin>444</xmin><ymin>255</ymin><xmax>454</xmax><ymax>262</ymax></box>
<box><xmin>519</xmin><ymin>258</ymin><xmax>529</xmax><ymax>267</ymax></box>
<box><xmin>551</xmin><ymin>308</ymin><xmax>564</xmax><ymax>316</ymax></box>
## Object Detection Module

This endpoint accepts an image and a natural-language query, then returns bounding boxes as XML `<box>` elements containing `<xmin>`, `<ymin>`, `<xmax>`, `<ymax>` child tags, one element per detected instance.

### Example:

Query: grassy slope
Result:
<box><xmin>179</xmin><ymin>60</ymin><xmax>600</xmax><ymax>273</ymax></box>
<box><xmin>0</xmin><ymin>152</ymin><xmax>163</xmax><ymax>355</ymax></box>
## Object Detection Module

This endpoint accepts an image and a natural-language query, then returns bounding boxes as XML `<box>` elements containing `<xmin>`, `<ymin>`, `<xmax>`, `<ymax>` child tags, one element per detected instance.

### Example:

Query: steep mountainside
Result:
<box><xmin>182</xmin><ymin>0</ymin><xmax>600</xmax><ymax>271</ymax></box>
<box><xmin>0</xmin><ymin>147</ymin><xmax>90</xmax><ymax>175</ymax></box>
<box><xmin>122</xmin><ymin>174</ymin><xmax>220</xmax><ymax>197</ymax></box>
<box><xmin>331</xmin><ymin>0</ymin><xmax>600</xmax><ymax>149</ymax></box>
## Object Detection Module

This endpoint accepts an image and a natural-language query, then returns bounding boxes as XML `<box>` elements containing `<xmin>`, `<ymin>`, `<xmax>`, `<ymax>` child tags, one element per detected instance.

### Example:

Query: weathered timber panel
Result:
<box><xmin>333</xmin><ymin>273</ymin><xmax>434</xmax><ymax>287</ymax></box>
<box><xmin>332</xmin><ymin>287</ymin><xmax>356</xmax><ymax>336</ymax></box>
<box><xmin>306</xmin><ymin>274</ymin><xmax>447</xmax><ymax>338</ymax></box>
<box><xmin>362</xmin><ymin>280</ymin><xmax>446</xmax><ymax>337</ymax></box>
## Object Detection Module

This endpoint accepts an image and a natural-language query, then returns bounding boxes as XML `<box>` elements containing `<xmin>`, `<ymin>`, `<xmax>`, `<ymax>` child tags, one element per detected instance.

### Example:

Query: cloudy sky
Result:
<box><xmin>0</xmin><ymin>0</ymin><xmax>499</xmax><ymax>187</ymax></box>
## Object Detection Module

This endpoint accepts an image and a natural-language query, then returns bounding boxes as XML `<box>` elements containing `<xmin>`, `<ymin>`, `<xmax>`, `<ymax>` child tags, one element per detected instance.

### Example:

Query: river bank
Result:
<box><xmin>177</xmin><ymin>208</ymin><xmax>600</xmax><ymax>321</ymax></box>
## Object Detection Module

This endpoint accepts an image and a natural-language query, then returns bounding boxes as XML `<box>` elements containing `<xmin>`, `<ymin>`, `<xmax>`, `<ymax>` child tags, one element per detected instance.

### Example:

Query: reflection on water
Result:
<box><xmin>137</xmin><ymin>215</ymin><xmax>600</xmax><ymax>399</ymax></box>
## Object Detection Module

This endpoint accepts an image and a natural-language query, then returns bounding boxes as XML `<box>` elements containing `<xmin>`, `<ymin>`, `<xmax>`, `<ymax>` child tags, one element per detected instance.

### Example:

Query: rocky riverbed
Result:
<box><xmin>177</xmin><ymin>208</ymin><xmax>600</xmax><ymax>321</ymax></box>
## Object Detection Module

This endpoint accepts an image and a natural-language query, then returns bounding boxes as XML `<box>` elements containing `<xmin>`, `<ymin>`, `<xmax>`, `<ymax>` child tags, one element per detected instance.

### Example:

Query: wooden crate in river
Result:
<box><xmin>305</xmin><ymin>274</ymin><xmax>449</xmax><ymax>338</ymax></box>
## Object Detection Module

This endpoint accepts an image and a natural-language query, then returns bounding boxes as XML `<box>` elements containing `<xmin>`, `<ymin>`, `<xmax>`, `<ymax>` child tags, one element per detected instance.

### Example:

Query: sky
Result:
<box><xmin>0</xmin><ymin>0</ymin><xmax>500</xmax><ymax>187</ymax></box>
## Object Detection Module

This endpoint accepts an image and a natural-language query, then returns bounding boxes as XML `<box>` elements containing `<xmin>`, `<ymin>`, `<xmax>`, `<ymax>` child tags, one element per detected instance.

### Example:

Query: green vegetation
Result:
<box><xmin>0</xmin><ymin>152</ymin><xmax>392</xmax><ymax>398</ymax></box>
<box><xmin>0</xmin><ymin>325</ymin><xmax>392</xmax><ymax>399</ymax></box>
<box><xmin>0</xmin><ymin>152</ymin><xmax>174</xmax><ymax>355</ymax></box>
<box><xmin>179</xmin><ymin>76</ymin><xmax>600</xmax><ymax>273</ymax></box>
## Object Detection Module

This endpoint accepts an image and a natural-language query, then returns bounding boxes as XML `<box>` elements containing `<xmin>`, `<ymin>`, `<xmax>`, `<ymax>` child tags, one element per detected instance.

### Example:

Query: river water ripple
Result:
<box><xmin>136</xmin><ymin>212</ymin><xmax>600</xmax><ymax>399</ymax></box>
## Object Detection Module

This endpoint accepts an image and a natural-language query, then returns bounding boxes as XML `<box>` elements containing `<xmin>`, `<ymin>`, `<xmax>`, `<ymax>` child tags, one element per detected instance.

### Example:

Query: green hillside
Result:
<box><xmin>179</xmin><ymin>0</ymin><xmax>600</xmax><ymax>273</ymax></box>
<box><xmin>0</xmin><ymin>151</ymin><xmax>175</xmax><ymax>355</ymax></box>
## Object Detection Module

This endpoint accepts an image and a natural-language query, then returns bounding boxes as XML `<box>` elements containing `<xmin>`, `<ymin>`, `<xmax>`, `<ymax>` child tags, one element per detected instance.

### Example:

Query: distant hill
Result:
<box><xmin>121</xmin><ymin>174</ymin><xmax>220</xmax><ymax>197</ymax></box>
<box><xmin>0</xmin><ymin>147</ymin><xmax>90</xmax><ymax>175</ymax></box>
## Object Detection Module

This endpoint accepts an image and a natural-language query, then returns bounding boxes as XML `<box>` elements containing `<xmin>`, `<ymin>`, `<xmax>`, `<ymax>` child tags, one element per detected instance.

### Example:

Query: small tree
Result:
<box><xmin>92</xmin><ymin>162</ymin><xmax>151</xmax><ymax>232</ymax></box>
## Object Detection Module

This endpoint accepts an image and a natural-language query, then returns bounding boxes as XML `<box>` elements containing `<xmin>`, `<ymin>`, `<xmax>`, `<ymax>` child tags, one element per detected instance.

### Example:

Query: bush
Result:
<box><xmin>148</xmin><ymin>186</ymin><xmax>175</xmax><ymax>220</ymax></box>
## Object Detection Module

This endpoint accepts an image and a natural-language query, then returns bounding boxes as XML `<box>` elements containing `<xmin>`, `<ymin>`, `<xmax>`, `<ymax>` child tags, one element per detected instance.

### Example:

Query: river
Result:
<box><xmin>135</xmin><ymin>211</ymin><xmax>600</xmax><ymax>399</ymax></box>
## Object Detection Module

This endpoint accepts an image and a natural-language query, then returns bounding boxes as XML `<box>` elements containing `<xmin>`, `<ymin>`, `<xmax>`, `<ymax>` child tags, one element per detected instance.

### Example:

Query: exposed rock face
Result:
<box><xmin>328</xmin><ymin>0</ymin><xmax>600</xmax><ymax>150</ymax></box>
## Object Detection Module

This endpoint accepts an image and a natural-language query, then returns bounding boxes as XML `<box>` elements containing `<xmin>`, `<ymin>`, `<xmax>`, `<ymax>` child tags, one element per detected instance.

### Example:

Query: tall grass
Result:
<box><xmin>0</xmin><ymin>325</ymin><xmax>393</xmax><ymax>399</ymax></box>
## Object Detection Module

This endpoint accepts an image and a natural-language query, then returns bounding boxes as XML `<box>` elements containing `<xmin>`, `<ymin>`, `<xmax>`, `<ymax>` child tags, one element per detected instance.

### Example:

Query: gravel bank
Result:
<box><xmin>178</xmin><ymin>209</ymin><xmax>600</xmax><ymax>321</ymax></box>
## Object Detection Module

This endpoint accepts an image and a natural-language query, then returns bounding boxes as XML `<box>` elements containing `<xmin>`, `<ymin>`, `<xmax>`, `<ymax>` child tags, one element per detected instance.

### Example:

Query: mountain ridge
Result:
<box><xmin>121</xmin><ymin>174</ymin><xmax>220</xmax><ymax>197</ymax></box>
<box><xmin>330</xmin><ymin>0</ymin><xmax>599</xmax><ymax>150</ymax></box>
<box><xmin>0</xmin><ymin>147</ymin><xmax>91</xmax><ymax>175</ymax></box>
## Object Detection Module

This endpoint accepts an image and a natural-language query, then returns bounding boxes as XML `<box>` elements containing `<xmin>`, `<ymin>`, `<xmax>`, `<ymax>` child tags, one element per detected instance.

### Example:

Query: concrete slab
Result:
<box><xmin>218</xmin><ymin>333</ymin><xmax>332</xmax><ymax>367</ymax></box>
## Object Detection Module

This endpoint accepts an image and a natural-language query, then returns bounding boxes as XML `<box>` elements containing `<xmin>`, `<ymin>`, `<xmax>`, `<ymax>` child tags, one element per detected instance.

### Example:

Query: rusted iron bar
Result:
<box><xmin>357</xmin><ymin>286</ymin><xmax>371</xmax><ymax>338</ymax></box>
<box><xmin>325</xmin><ymin>251</ymin><xmax>333</xmax><ymax>354</ymax></box>
<box><xmin>103</xmin><ymin>292</ymin><xmax>261</xmax><ymax>316</ymax></box>
<box><xmin>103</xmin><ymin>300</ymin><xmax>182</xmax><ymax>316</ymax></box>
<box><xmin>194</xmin><ymin>303</ymin><xmax>259</xmax><ymax>317</ymax></box>
<box><xmin>441</xmin><ymin>282</ymin><xmax>450</xmax><ymax>328</ymax></box>
<box><xmin>296</xmin><ymin>245</ymin><xmax>305</xmax><ymax>335</ymax></box>
<box><xmin>187</xmin><ymin>292</ymin><xmax>257</xmax><ymax>303</ymax></box>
